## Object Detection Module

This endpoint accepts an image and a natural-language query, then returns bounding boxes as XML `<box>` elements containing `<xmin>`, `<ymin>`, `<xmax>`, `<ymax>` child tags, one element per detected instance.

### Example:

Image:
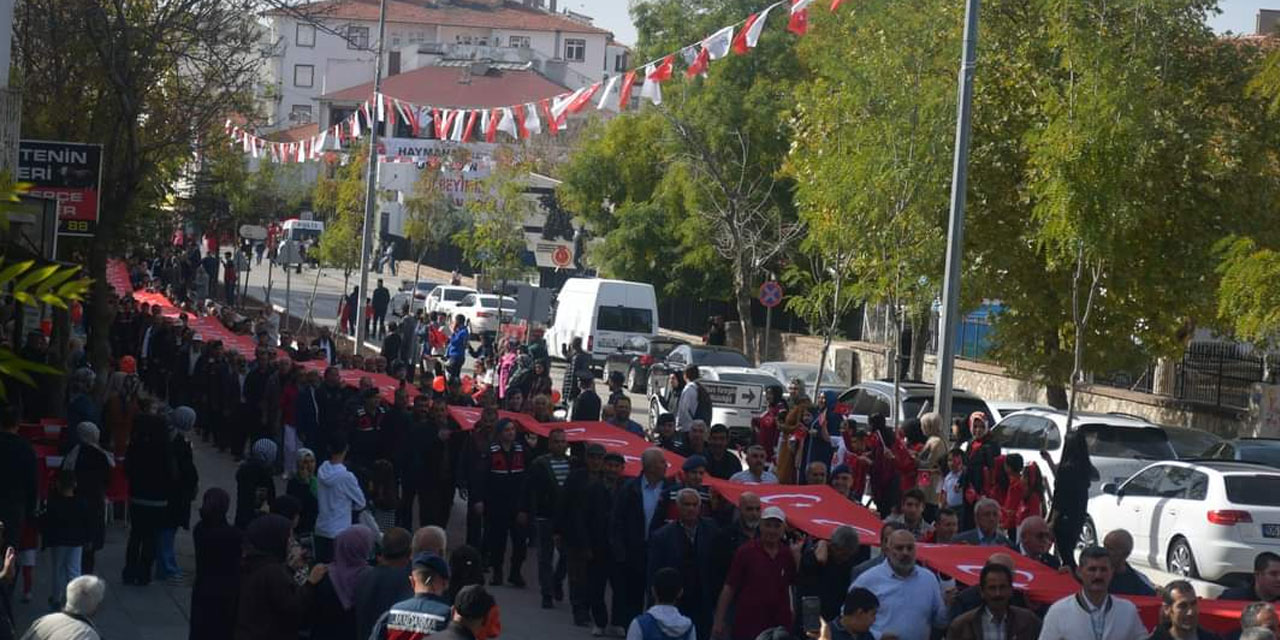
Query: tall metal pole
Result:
<box><xmin>355</xmin><ymin>0</ymin><xmax>389</xmax><ymax>355</ymax></box>
<box><xmin>933</xmin><ymin>0</ymin><xmax>980</xmax><ymax>428</ymax></box>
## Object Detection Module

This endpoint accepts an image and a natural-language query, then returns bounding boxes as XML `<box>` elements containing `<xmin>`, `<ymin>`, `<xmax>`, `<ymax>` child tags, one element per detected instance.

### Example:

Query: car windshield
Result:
<box><xmin>780</xmin><ymin>366</ymin><xmax>851</xmax><ymax>389</ymax></box>
<box><xmin>1080</xmin><ymin>425</ymin><xmax>1174</xmax><ymax>460</ymax></box>
<box><xmin>1225</xmin><ymin>475</ymin><xmax>1280</xmax><ymax>506</ymax></box>
<box><xmin>1238</xmin><ymin>443</ymin><xmax>1280</xmax><ymax>469</ymax></box>
<box><xmin>902</xmin><ymin>397</ymin><xmax>991</xmax><ymax>424</ymax></box>
<box><xmin>1164</xmin><ymin>429</ymin><xmax>1221</xmax><ymax>458</ymax></box>
<box><xmin>689</xmin><ymin>349</ymin><xmax>751</xmax><ymax>367</ymax></box>
<box><xmin>597</xmin><ymin>307</ymin><xmax>653</xmax><ymax>333</ymax></box>
<box><xmin>716</xmin><ymin>373</ymin><xmax>783</xmax><ymax>387</ymax></box>
<box><xmin>444</xmin><ymin>289</ymin><xmax>470</xmax><ymax>302</ymax></box>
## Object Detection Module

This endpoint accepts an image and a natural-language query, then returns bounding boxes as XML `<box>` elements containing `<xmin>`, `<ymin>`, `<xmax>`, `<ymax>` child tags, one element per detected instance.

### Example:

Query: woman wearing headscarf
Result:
<box><xmin>122</xmin><ymin>412</ymin><xmax>171</xmax><ymax>585</ymax></box>
<box><xmin>914</xmin><ymin>412</ymin><xmax>948</xmax><ymax>520</ymax></box>
<box><xmin>307</xmin><ymin>524</ymin><xmax>375</xmax><ymax>640</ymax></box>
<box><xmin>286</xmin><ymin>448</ymin><xmax>320</xmax><ymax>539</ymax></box>
<box><xmin>190</xmin><ymin>488</ymin><xmax>242</xmax><ymax>640</ymax></box>
<box><xmin>156</xmin><ymin>407</ymin><xmax>199</xmax><ymax>582</ymax></box>
<box><xmin>1046</xmin><ymin>429</ymin><xmax>1096</xmax><ymax>568</ymax></box>
<box><xmin>960</xmin><ymin>411</ymin><xmax>1000</xmax><ymax>529</ymax></box>
<box><xmin>61</xmin><ymin>422</ymin><xmax>112</xmax><ymax>575</ymax></box>
<box><xmin>235</xmin><ymin>439</ymin><xmax>279</xmax><ymax>529</ymax></box>
<box><xmin>236</xmin><ymin>514</ymin><xmax>326</xmax><ymax>640</ymax></box>
<box><xmin>103</xmin><ymin>367</ymin><xmax>143</xmax><ymax>457</ymax></box>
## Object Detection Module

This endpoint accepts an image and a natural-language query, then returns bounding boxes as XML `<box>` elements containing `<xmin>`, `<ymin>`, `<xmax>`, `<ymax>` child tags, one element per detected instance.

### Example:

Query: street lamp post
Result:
<box><xmin>933</xmin><ymin>0</ymin><xmax>980</xmax><ymax>428</ymax></box>
<box><xmin>354</xmin><ymin>0</ymin><xmax>388</xmax><ymax>355</ymax></box>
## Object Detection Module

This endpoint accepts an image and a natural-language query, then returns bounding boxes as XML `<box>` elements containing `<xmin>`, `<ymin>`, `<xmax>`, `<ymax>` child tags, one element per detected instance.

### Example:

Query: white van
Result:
<box><xmin>281</xmin><ymin>219</ymin><xmax>324</xmax><ymax>243</ymax></box>
<box><xmin>549</xmin><ymin>278</ymin><xmax>659</xmax><ymax>365</ymax></box>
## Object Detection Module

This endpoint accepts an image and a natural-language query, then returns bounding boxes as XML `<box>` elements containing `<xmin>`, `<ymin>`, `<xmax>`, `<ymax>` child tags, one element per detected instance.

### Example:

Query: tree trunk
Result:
<box><xmin>86</xmin><ymin>240</ymin><xmax>112</xmax><ymax>385</ymax></box>
<box><xmin>733</xmin><ymin>262</ymin><xmax>757</xmax><ymax>364</ymax></box>
<box><xmin>1046</xmin><ymin>384</ymin><xmax>1068</xmax><ymax>409</ymax></box>
<box><xmin>909</xmin><ymin>308</ymin><xmax>928</xmax><ymax>380</ymax></box>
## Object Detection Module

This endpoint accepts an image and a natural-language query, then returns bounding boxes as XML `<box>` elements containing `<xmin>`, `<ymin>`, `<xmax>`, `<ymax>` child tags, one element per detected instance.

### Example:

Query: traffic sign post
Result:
<box><xmin>759</xmin><ymin>280</ymin><xmax>783</xmax><ymax>361</ymax></box>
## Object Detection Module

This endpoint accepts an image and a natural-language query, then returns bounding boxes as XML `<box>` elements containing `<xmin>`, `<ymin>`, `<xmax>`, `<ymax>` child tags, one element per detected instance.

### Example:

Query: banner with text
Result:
<box><xmin>18</xmin><ymin>140</ymin><xmax>102</xmax><ymax>237</ymax></box>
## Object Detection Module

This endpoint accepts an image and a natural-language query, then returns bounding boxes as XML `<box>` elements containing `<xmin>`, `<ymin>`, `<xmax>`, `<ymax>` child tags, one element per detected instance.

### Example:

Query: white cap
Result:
<box><xmin>761</xmin><ymin>506</ymin><xmax>786</xmax><ymax>522</ymax></box>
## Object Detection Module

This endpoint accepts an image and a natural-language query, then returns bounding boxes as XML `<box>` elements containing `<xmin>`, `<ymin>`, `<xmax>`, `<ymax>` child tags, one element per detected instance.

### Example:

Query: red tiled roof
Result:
<box><xmin>320</xmin><ymin>65</ymin><xmax>569</xmax><ymax>107</ymax></box>
<box><xmin>267</xmin><ymin>0</ymin><xmax>611</xmax><ymax>36</ymax></box>
<box><xmin>267</xmin><ymin>122</ymin><xmax>320</xmax><ymax>142</ymax></box>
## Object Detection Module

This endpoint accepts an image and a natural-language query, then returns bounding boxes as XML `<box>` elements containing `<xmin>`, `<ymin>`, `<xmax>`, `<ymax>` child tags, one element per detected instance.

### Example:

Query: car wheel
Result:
<box><xmin>1078</xmin><ymin>518</ymin><xmax>1097</xmax><ymax>551</ymax></box>
<box><xmin>648</xmin><ymin>397</ymin><xmax>660</xmax><ymax>434</ymax></box>
<box><xmin>628</xmin><ymin>367</ymin><xmax>643</xmax><ymax>394</ymax></box>
<box><xmin>1167</xmin><ymin>537</ymin><xmax>1200</xmax><ymax>579</ymax></box>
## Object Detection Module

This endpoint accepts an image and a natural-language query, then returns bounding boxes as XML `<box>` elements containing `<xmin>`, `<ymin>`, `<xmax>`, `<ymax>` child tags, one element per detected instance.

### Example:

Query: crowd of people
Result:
<box><xmin>0</xmin><ymin>247</ymin><xmax>1277</xmax><ymax>640</ymax></box>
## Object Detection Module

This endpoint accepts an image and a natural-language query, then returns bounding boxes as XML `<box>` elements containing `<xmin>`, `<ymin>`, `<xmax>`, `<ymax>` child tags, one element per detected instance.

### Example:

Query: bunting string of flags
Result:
<box><xmin>225</xmin><ymin>0</ymin><xmax>839</xmax><ymax>163</ymax></box>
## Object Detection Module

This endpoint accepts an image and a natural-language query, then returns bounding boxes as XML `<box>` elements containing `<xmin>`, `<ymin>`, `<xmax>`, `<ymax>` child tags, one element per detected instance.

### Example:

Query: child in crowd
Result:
<box><xmin>939</xmin><ymin>448</ymin><xmax>966</xmax><ymax>510</ymax></box>
<box><xmin>999</xmin><ymin>453</ymin><xmax>1026</xmax><ymax>534</ymax></box>
<box><xmin>42</xmin><ymin>471</ymin><xmax>90</xmax><ymax>610</ymax></box>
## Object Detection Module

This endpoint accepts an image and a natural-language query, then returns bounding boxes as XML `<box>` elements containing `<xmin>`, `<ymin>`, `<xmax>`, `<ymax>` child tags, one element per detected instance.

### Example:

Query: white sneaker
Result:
<box><xmin>591</xmin><ymin>627</ymin><xmax>604</xmax><ymax>637</ymax></box>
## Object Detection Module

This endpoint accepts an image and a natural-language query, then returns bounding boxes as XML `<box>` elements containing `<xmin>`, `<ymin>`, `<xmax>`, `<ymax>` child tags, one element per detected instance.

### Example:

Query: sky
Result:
<box><xmin>570</xmin><ymin>0</ymin><xmax>1270</xmax><ymax>47</ymax></box>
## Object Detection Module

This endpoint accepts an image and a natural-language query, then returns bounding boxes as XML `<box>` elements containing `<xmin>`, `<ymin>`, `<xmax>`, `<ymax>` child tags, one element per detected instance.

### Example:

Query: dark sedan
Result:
<box><xmin>603</xmin><ymin>335</ymin><xmax>687</xmax><ymax>393</ymax></box>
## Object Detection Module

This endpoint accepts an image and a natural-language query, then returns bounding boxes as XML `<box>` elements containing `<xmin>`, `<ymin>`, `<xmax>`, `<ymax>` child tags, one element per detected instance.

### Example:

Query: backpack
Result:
<box><xmin>693</xmin><ymin>382</ymin><xmax>713</xmax><ymax>424</ymax></box>
<box><xmin>635</xmin><ymin>613</ymin><xmax>695</xmax><ymax>640</ymax></box>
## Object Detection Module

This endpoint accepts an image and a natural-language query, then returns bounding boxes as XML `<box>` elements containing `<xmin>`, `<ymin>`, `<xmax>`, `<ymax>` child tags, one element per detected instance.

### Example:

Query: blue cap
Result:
<box><xmin>411</xmin><ymin>552</ymin><xmax>450</xmax><ymax>579</ymax></box>
<box><xmin>682</xmin><ymin>455</ymin><xmax>707</xmax><ymax>471</ymax></box>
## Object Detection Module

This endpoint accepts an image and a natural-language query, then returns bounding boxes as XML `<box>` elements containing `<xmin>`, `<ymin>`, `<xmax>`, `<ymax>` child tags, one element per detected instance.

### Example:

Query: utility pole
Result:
<box><xmin>933</xmin><ymin>0</ymin><xmax>980</xmax><ymax>428</ymax></box>
<box><xmin>354</xmin><ymin>0</ymin><xmax>388</xmax><ymax>355</ymax></box>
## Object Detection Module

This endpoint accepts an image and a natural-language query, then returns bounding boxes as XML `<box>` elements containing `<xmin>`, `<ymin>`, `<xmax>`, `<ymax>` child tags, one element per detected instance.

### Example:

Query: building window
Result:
<box><xmin>391</xmin><ymin>35</ymin><xmax>401</xmax><ymax>47</ymax></box>
<box><xmin>348</xmin><ymin>25</ymin><xmax>370</xmax><ymax>50</ymax></box>
<box><xmin>293</xmin><ymin>64</ymin><xmax>314</xmax><ymax>88</ymax></box>
<box><xmin>564</xmin><ymin>38</ymin><xmax>586</xmax><ymax>62</ymax></box>
<box><xmin>614</xmin><ymin>52</ymin><xmax>627</xmax><ymax>72</ymax></box>
<box><xmin>456</xmin><ymin>34</ymin><xmax>472</xmax><ymax>45</ymax></box>
<box><xmin>509</xmin><ymin>35</ymin><xmax>531</xmax><ymax>48</ymax></box>
<box><xmin>290</xmin><ymin>104</ymin><xmax>313</xmax><ymax>123</ymax></box>
<box><xmin>296</xmin><ymin>23</ymin><xmax>315</xmax><ymax>47</ymax></box>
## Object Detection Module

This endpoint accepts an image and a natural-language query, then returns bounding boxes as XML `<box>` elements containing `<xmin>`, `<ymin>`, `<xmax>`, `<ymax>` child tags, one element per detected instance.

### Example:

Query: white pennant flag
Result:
<box><xmin>705</xmin><ymin>25</ymin><xmax>735</xmax><ymax>59</ymax></box>
<box><xmin>524</xmin><ymin>103</ymin><xmax>542</xmax><ymax>135</ymax></box>
<box><xmin>250</xmin><ymin>138</ymin><xmax>259</xmax><ymax>159</ymax></box>
<box><xmin>792</xmin><ymin>0</ymin><xmax>816</xmax><ymax>11</ymax></box>
<box><xmin>352</xmin><ymin>112</ymin><xmax>362</xmax><ymax>138</ymax></box>
<box><xmin>497</xmin><ymin>107</ymin><xmax>518</xmax><ymax>139</ymax></box>
<box><xmin>744</xmin><ymin>4</ymin><xmax>776</xmax><ymax>49</ymax></box>
<box><xmin>296</xmin><ymin>141</ymin><xmax>306</xmax><ymax>163</ymax></box>
<box><xmin>640</xmin><ymin>63</ymin><xmax>663</xmax><ymax>105</ymax></box>
<box><xmin>550</xmin><ymin>89</ymin><xmax>580</xmax><ymax>123</ymax></box>
<box><xmin>597</xmin><ymin>75</ymin><xmax>621</xmax><ymax>111</ymax></box>
<box><xmin>450</xmin><ymin>109</ymin><xmax>467</xmax><ymax>141</ymax></box>
<box><xmin>480</xmin><ymin>109</ymin><xmax>491</xmax><ymax>137</ymax></box>
<box><xmin>376</xmin><ymin>93</ymin><xmax>385</xmax><ymax>122</ymax></box>
<box><xmin>314</xmin><ymin>131</ymin><xmax>328</xmax><ymax>158</ymax></box>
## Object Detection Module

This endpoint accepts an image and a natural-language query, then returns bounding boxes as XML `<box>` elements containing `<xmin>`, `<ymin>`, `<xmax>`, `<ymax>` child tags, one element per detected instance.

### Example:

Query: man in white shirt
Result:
<box><xmin>729</xmin><ymin>445</ymin><xmax>779</xmax><ymax>485</ymax></box>
<box><xmin>316</xmin><ymin>434</ymin><xmax>366</xmax><ymax>563</ymax></box>
<box><xmin>1038</xmin><ymin>546</ymin><xmax>1147</xmax><ymax>640</ymax></box>
<box><xmin>676</xmin><ymin>365</ymin><xmax>703</xmax><ymax>433</ymax></box>
<box><xmin>850</xmin><ymin>529</ymin><xmax>950</xmax><ymax>640</ymax></box>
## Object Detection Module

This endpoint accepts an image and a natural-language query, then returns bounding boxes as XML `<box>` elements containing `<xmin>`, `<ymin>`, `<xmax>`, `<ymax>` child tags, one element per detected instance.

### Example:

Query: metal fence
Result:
<box><xmin>1094</xmin><ymin>342</ymin><xmax>1267</xmax><ymax>410</ymax></box>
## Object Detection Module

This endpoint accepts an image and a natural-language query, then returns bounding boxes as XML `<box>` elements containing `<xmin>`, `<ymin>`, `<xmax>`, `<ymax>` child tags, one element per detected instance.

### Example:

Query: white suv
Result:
<box><xmin>1085</xmin><ymin>460</ymin><xmax>1280</xmax><ymax>583</ymax></box>
<box><xmin>988</xmin><ymin>409</ymin><xmax>1177</xmax><ymax>498</ymax></box>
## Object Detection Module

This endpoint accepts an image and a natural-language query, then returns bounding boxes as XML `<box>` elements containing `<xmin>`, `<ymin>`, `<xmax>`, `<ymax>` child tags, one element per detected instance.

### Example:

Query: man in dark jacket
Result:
<box><xmin>123</xmin><ymin>413</ymin><xmax>173</xmax><ymax>585</ymax></box>
<box><xmin>0</xmin><ymin>406</ymin><xmax>37</xmax><ymax>549</ymax></box>
<box><xmin>797</xmin><ymin>526</ymin><xmax>869</xmax><ymax>623</ymax></box>
<box><xmin>528</xmin><ymin>427</ymin><xmax>571</xmax><ymax>608</ymax></box>
<box><xmin>372</xmin><ymin>279</ymin><xmax>391</xmax><ymax>338</ymax></box>
<box><xmin>571</xmin><ymin>373</ymin><xmax>602</xmax><ymax>422</ymax></box>
<box><xmin>356</xmin><ymin>527</ymin><xmax>414</xmax><ymax>640</ymax></box>
<box><xmin>368</xmin><ymin>551</ymin><xmax>452</xmax><ymax>640</ymax></box>
<box><xmin>1219</xmin><ymin>552</ymin><xmax>1280</xmax><ymax>602</ymax></box>
<box><xmin>398</xmin><ymin>396</ymin><xmax>437</xmax><ymax>530</ymax></box>
<box><xmin>946</xmin><ymin>562</ymin><xmax>1041</xmax><ymax>640</ymax></box>
<box><xmin>479</xmin><ymin>418</ymin><xmax>529</xmax><ymax>587</ymax></box>
<box><xmin>314</xmin><ymin>367</ymin><xmax>349</xmax><ymax>449</ymax></box>
<box><xmin>647</xmin><ymin>487</ymin><xmax>720</xmax><ymax>640</ymax></box>
<box><xmin>705</xmin><ymin>424</ymin><xmax>743</xmax><ymax>480</ymax></box>
<box><xmin>611</xmin><ymin>448</ymin><xmax>678</xmax><ymax>629</ymax></box>
<box><xmin>563</xmin><ymin>336</ymin><xmax>591</xmax><ymax>402</ymax></box>
<box><xmin>457</xmin><ymin>406</ymin><xmax>496</xmax><ymax>549</ymax></box>
<box><xmin>560</xmin><ymin>443</ymin><xmax>606</xmax><ymax>626</ymax></box>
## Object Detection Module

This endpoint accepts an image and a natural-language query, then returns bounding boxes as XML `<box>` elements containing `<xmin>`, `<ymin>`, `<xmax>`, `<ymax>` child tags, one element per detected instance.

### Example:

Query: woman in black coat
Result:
<box><xmin>123</xmin><ymin>411</ymin><xmax>173</xmax><ymax>585</ymax></box>
<box><xmin>190</xmin><ymin>488</ymin><xmax>242</xmax><ymax>640</ymax></box>
<box><xmin>234</xmin><ymin>439</ymin><xmax>279</xmax><ymax>529</ymax></box>
<box><xmin>62</xmin><ymin>421</ymin><xmax>112</xmax><ymax>575</ymax></box>
<box><xmin>157</xmin><ymin>407</ymin><xmax>199</xmax><ymax>580</ymax></box>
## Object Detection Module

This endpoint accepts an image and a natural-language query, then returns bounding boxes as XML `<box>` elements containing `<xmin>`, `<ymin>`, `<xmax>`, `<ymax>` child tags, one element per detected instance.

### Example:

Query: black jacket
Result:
<box><xmin>571</xmin><ymin>389</ymin><xmax>602</xmax><ymax>422</ymax></box>
<box><xmin>647</xmin><ymin>519</ymin><xmax>719</xmax><ymax>612</ymax></box>
<box><xmin>286</xmin><ymin>477</ymin><xmax>319</xmax><ymax>535</ymax></box>
<box><xmin>527</xmin><ymin>453</ymin><xmax>570</xmax><ymax>519</ymax></box>
<box><xmin>165</xmin><ymin>437</ymin><xmax>200</xmax><ymax>530</ymax></box>
<box><xmin>797</xmin><ymin>541</ymin><xmax>869</xmax><ymax>621</ymax></box>
<box><xmin>0</xmin><ymin>431</ymin><xmax>37</xmax><ymax>534</ymax></box>
<box><xmin>191</xmin><ymin>518</ymin><xmax>243</xmax><ymax>640</ymax></box>
<box><xmin>705</xmin><ymin>450</ymin><xmax>743</xmax><ymax>481</ymax></box>
<box><xmin>235</xmin><ymin>460</ymin><xmax>277</xmax><ymax>529</ymax></box>
<box><xmin>235</xmin><ymin>551</ymin><xmax>316</xmax><ymax>640</ymax></box>
<box><xmin>372</xmin><ymin>286</ymin><xmax>391</xmax><ymax>312</ymax></box>
<box><xmin>610</xmin><ymin>475</ymin><xmax>677</xmax><ymax>569</ymax></box>
<box><xmin>41</xmin><ymin>494</ymin><xmax>91</xmax><ymax>547</ymax></box>
<box><xmin>125</xmin><ymin>415</ymin><xmax>174</xmax><ymax>506</ymax></box>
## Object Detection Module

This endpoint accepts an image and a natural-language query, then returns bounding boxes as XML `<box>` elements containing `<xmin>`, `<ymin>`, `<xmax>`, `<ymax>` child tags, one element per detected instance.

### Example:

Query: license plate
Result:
<box><xmin>1263</xmin><ymin>524</ymin><xmax>1280</xmax><ymax>538</ymax></box>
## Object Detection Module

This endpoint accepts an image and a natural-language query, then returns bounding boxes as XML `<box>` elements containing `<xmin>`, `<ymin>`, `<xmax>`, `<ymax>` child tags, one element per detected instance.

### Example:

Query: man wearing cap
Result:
<box><xmin>648</xmin><ymin>488</ymin><xmax>720</xmax><ymax>640</ymax></box>
<box><xmin>369</xmin><ymin>552</ymin><xmax>452</xmax><ymax>640</ymax></box>
<box><xmin>711</xmin><ymin>505</ymin><xmax>796</xmax><ymax>640</ymax></box>
<box><xmin>433</xmin><ymin>585</ymin><xmax>497</xmax><ymax>640</ymax></box>
<box><xmin>612</xmin><ymin>448</ymin><xmax>678</xmax><ymax>631</ymax></box>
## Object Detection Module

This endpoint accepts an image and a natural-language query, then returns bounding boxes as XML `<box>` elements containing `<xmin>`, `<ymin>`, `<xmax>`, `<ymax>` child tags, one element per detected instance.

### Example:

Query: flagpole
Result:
<box><xmin>933</xmin><ymin>0</ymin><xmax>980</xmax><ymax>427</ymax></box>
<box><xmin>355</xmin><ymin>0</ymin><xmax>388</xmax><ymax>355</ymax></box>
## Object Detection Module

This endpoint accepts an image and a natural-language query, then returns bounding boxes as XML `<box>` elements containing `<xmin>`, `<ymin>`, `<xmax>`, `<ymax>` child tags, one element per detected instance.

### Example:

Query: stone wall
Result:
<box><xmin>703</xmin><ymin>324</ymin><xmax>1247</xmax><ymax>437</ymax></box>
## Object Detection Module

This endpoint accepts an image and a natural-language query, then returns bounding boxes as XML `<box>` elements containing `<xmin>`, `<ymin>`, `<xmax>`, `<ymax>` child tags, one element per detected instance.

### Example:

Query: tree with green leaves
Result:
<box><xmin>314</xmin><ymin>152</ymin><xmax>368</xmax><ymax>290</ymax></box>
<box><xmin>453</xmin><ymin>151</ymin><xmax>533</xmax><ymax>288</ymax></box>
<box><xmin>403</xmin><ymin>160</ymin><xmax>469</xmax><ymax>269</ymax></box>
<box><xmin>15</xmin><ymin>0</ymin><xmax>264</xmax><ymax>373</ymax></box>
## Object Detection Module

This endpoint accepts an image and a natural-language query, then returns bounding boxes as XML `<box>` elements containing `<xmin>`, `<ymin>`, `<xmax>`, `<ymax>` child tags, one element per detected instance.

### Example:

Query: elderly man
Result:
<box><xmin>648</xmin><ymin>488</ymin><xmax>720</xmax><ymax>640</ymax></box>
<box><xmin>612</xmin><ymin>448</ymin><xmax>678</xmax><ymax>629</ymax></box>
<box><xmin>1039</xmin><ymin>546</ymin><xmax>1147</xmax><ymax>640</ymax></box>
<box><xmin>946</xmin><ymin>561</ymin><xmax>1041</xmax><ymax>640</ymax></box>
<box><xmin>850</xmin><ymin>529</ymin><xmax>950</xmax><ymax>640</ymax></box>
<box><xmin>1222</xmin><ymin>553</ymin><xmax>1280</xmax><ymax>602</ymax></box>
<box><xmin>1102</xmin><ymin>529</ymin><xmax>1156</xmax><ymax>596</ymax></box>
<box><xmin>799</xmin><ymin>526</ymin><xmax>868</xmax><ymax>622</ymax></box>
<box><xmin>712</xmin><ymin>506</ymin><xmax>797</xmax><ymax>640</ymax></box>
<box><xmin>21</xmin><ymin>575</ymin><xmax>107</xmax><ymax>640</ymax></box>
<box><xmin>411</xmin><ymin>525</ymin><xmax>447</xmax><ymax>556</ymax></box>
<box><xmin>947</xmin><ymin>552</ymin><xmax>1033</xmax><ymax>621</ymax></box>
<box><xmin>1231</xmin><ymin>602</ymin><xmax>1280</xmax><ymax>640</ymax></box>
<box><xmin>730</xmin><ymin>445</ymin><xmax>779</xmax><ymax>484</ymax></box>
<box><xmin>1147</xmin><ymin>580</ymin><xmax>1220</xmax><ymax>640</ymax></box>
<box><xmin>953</xmin><ymin>498</ymin><xmax>1012</xmax><ymax>546</ymax></box>
<box><xmin>1016</xmin><ymin>516</ymin><xmax>1060</xmax><ymax>569</ymax></box>
<box><xmin>851</xmin><ymin>522</ymin><xmax>908</xmax><ymax>582</ymax></box>
<box><xmin>887</xmin><ymin>488</ymin><xmax>935</xmax><ymax>541</ymax></box>
<box><xmin>806</xmin><ymin>461</ymin><xmax>829</xmax><ymax>486</ymax></box>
